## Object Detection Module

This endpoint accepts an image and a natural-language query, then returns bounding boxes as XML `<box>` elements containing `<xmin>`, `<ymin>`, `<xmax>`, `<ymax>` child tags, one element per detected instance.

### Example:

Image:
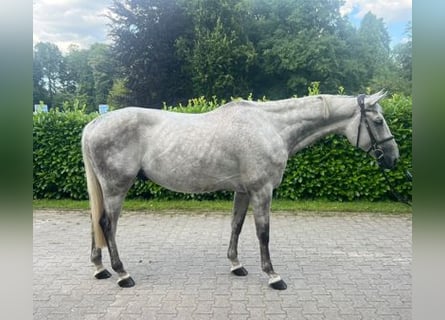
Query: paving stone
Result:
<box><xmin>33</xmin><ymin>210</ymin><xmax>412</xmax><ymax>319</ymax></box>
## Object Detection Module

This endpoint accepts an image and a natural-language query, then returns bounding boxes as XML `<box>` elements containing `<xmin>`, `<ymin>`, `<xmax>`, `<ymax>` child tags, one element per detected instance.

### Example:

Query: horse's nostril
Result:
<box><xmin>386</xmin><ymin>157</ymin><xmax>398</xmax><ymax>169</ymax></box>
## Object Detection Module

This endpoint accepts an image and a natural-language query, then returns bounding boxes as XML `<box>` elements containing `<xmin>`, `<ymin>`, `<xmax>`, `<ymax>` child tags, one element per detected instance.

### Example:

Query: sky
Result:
<box><xmin>33</xmin><ymin>0</ymin><xmax>412</xmax><ymax>53</ymax></box>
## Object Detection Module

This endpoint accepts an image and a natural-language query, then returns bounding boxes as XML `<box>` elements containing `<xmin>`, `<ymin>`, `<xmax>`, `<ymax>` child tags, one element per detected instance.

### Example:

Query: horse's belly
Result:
<box><xmin>147</xmin><ymin>165</ymin><xmax>244</xmax><ymax>194</ymax></box>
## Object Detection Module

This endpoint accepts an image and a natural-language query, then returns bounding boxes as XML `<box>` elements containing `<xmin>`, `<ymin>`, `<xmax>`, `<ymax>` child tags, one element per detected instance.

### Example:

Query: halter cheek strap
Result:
<box><xmin>355</xmin><ymin>94</ymin><xmax>366</xmax><ymax>148</ymax></box>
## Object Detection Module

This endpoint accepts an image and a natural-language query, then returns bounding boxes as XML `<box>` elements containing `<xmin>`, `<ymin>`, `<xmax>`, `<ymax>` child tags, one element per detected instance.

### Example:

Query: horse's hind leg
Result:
<box><xmin>91</xmin><ymin>226</ymin><xmax>112</xmax><ymax>279</ymax></box>
<box><xmin>251</xmin><ymin>185</ymin><xmax>287</xmax><ymax>290</ymax></box>
<box><xmin>227</xmin><ymin>192</ymin><xmax>250</xmax><ymax>276</ymax></box>
<box><xmin>101</xmin><ymin>193</ymin><xmax>135</xmax><ymax>288</ymax></box>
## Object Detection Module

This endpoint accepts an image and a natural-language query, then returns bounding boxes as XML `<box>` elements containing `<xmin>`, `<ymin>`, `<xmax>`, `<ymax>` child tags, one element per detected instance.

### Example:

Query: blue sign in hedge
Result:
<box><xmin>34</xmin><ymin>104</ymin><xmax>48</xmax><ymax>113</ymax></box>
<box><xmin>99</xmin><ymin>104</ymin><xmax>109</xmax><ymax>114</ymax></box>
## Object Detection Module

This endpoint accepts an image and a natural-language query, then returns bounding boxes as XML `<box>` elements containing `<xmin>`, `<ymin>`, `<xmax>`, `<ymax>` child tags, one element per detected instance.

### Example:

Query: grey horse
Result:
<box><xmin>82</xmin><ymin>91</ymin><xmax>399</xmax><ymax>290</ymax></box>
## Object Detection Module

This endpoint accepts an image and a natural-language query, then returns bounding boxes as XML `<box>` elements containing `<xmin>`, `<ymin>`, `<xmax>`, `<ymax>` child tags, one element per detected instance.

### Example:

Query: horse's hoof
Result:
<box><xmin>269</xmin><ymin>279</ymin><xmax>287</xmax><ymax>290</ymax></box>
<box><xmin>94</xmin><ymin>269</ymin><xmax>112</xmax><ymax>279</ymax></box>
<box><xmin>231</xmin><ymin>266</ymin><xmax>248</xmax><ymax>276</ymax></box>
<box><xmin>117</xmin><ymin>276</ymin><xmax>135</xmax><ymax>288</ymax></box>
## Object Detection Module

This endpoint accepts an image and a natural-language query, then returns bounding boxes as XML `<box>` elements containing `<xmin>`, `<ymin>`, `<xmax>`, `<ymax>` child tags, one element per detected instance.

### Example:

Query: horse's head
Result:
<box><xmin>345</xmin><ymin>91</ymin><xmax>399</xmax><ymax>169</ymax></box>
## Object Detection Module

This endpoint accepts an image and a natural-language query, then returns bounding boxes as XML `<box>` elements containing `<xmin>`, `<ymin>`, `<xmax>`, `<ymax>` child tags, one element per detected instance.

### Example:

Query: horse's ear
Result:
<box><xmin>367</xmin><ymin>90</ymin><xmax>387</xmax><ymax>105</ymax></box>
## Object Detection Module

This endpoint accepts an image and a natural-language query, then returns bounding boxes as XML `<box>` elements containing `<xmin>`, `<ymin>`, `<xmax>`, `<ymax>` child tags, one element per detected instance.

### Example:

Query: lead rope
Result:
<box><xmin>379</xmin><ymin>167</ymin><xmax>412</xmax><ymax>207</ymax></box>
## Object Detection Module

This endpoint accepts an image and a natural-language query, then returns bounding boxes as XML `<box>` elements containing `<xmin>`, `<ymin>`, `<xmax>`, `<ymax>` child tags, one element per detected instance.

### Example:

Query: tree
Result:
<box><xmin>175</xmin><ymin>0</ymin><xmax>255</xmax><ymax>99</ymax></box>
<box><xmin>33</xmin><ymin>1</ymin><xmax>411</xmax><ymax>111</ymax></box>
<box><xmin>247</xmin><ymin>0</ymin><xmax>359</xmax><ymax>98</ymax></box>
<box><xmin>356</xmin><ymin>12</ymin><xmax>392</xmax><ymax>91</ymax></box>
<box><xmin>57</xmin><ymin>44</ymin><xmax>118</xmax><ymax>112</ymax></box>
<box><xmin>107</xmin><ymin>79</ymin><xmax>131</xmax><ymax>109</ymax></box>
<box><xmin>58</xmin><ymin>45</ymin><xmax>95</xmax><ymax>110</ymax></box>
<box><xmin>392</xmin><ymin>21</ymin><xmax>412</xmax><ymax>94</ymax></box>
<box><xmin>108</xmin><ymin>0</ymin><xmax>191</xmax><ymax>107</ymax></box>
<box><xmin>88</xmin><ymin>44</ymin><xmax>117</xmax><ymax>108</ymax></box>
<box><xmin>33</xmin><ymin>42</ymin><xmax>64</xmax><ymax>107</ymax></box>
<box><xmin>33</xmin><ymin>51</ymin><xmax>48</xmax><ymax>106</ymax></box>
<box><xmin>33</xmin><ymin>42</ymin><xmax>119</xmax><ymax>112</ymax></box>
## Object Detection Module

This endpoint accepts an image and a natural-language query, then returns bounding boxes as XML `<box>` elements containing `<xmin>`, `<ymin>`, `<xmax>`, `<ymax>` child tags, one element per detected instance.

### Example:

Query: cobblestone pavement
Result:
<box><xmin>33</xmin><ymin>210</ymin><xmax>411</xmax><ymax>319</ymax></box>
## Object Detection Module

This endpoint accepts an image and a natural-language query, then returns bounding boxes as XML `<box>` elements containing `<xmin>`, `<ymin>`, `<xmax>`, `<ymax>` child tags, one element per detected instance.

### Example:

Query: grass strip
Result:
<box><xmin>33</xmin><ymin>199</ymin><xmax>411</xmax><ymax>214</ymax></box>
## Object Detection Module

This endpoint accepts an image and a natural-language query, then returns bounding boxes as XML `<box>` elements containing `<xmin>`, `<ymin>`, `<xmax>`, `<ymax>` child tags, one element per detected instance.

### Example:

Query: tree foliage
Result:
<box><xmin>33</xmin><ymin>0</ymin><xmax>412</xmax><ymax>109</ymax></box>
<box><xmin>33</xmin><ymin>42</ymin><xmax>64</xmax><ymax>107</ymax></box>
<box><xmin>108</xmin><ymin>0</ymin><xmax>191</xmax><ymax>107</ymax></box>
<box><xmin>391</xmin><ymin>22</ymin><xmax>412</xmax><ymax>94</ymax></box>
<box><xmin>33</xmin><ymin>42</ymin><xmax>118</xmax><ymax>112</ymax></box>
<box><xmin>175</xmin><ymin>0</ymin><xmax>255</xmax><ymax>98</ymax></box>
<box><xmin>248</xmin><ymin>0</ymin><xmax>362</xmax><ymax>97</ymax></box>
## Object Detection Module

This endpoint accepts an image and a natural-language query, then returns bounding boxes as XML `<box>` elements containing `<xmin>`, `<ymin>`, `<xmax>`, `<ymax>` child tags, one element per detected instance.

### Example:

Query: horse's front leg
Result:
<box><xmin>227</xmin><ymin>192</ymin><xmax>250</xmax><ymax>276</ymax></box>
<box><xmin>251</xmin><ymin>185</ymin><xmax>287</xmax><ymax>290</ymax></box>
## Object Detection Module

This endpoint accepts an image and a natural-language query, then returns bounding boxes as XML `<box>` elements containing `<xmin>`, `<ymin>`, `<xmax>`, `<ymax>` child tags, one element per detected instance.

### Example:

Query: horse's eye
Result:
<box><xmin>373</xmin><ymin>117</ymin><xmax>383</xmax><ymax>125</ymax></box>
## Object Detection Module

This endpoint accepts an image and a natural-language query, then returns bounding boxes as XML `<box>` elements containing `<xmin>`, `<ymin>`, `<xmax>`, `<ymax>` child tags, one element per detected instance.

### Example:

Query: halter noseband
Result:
<box><xmin>355</xmin><ymin>94</ymin><xmax>395</xmax><ymax>163</ymax></box>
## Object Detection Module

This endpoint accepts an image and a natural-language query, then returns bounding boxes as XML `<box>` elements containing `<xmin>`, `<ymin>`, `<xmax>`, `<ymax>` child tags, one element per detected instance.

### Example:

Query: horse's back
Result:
<box><xmin>141</xmin><ymin>104</ymin><xmax>287</xmax><ymax>192</ymax></box>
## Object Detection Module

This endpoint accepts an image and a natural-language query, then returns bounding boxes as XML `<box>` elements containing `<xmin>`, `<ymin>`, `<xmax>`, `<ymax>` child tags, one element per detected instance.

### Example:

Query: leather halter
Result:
<box><xmin>355</xmin><ymin>94</ymin><xmax>411</xmax><ymax>206</ymax></box>
<box><xmin>355</xmin><ymin>94</ymin><xmax>395</xmax><ymax>163</ymax></box>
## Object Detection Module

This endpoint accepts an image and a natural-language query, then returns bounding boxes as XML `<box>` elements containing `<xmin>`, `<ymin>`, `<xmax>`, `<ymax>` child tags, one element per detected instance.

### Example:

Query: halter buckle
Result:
<box><xmin>374</xmin><ymin>148</ymin><xmax>384</xmax><ymax>160</ymax></box>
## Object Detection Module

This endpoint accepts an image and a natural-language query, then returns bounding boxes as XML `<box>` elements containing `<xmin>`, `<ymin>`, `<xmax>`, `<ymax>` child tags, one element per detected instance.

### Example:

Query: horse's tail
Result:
<box><xmin>82</xmin><ymin>131</ymin><xmax>107</xmax><ymax>249</ymax></box>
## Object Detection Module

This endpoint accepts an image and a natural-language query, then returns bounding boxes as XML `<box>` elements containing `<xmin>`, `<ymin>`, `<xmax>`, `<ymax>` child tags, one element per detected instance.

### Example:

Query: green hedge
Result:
<box><xmin>33</xmin><ymin>94</ymin><xmax>412</xmax><ymax>201</ymax></box>
<box><xmin>33</xmin><ymin>110</ymin><xmax>97</xmax><ymax>199</ymax></box>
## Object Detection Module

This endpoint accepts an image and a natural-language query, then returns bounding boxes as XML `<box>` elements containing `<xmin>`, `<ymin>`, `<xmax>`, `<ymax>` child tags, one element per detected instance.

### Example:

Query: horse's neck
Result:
<box><xmin>265</xmin><ymin>96</ymin><xmax>357</xmax><ymax>156</ymax></box>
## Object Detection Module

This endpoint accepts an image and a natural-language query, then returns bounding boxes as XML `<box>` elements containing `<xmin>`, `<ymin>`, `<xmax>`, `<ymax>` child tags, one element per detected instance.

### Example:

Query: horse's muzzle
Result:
<box><xmin>378</xmin><ymin>153</ymin><xmax>398</xmax><ymax>169</ymax></box>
